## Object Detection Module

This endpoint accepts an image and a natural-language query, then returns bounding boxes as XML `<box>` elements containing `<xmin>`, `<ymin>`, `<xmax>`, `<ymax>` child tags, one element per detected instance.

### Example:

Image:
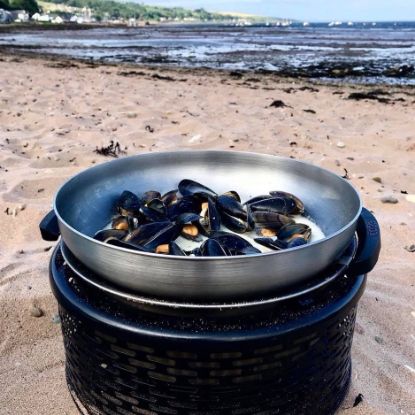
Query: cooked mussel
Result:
<box><xmin>199</xmin><ymin>238</ymin><xmax>228</xmax><ymax>256</ymax></box>
<box><xmin>111</xmin><ymin>215</ymin><xmax>138</xmax><ymax>231</ymax></box>
<box><xmin>155</xmin><ymin>241</ymin><xmax>187</xmax><ymax>256</ymax></box>
<box><xmin>277</xmin><ymin>223</ymin><xmax>312</xmax><ymax>243</ymax></box>
<box><xmin>161</xmin><ymin>189</ymin><xmax>178</xmax><ymax>206</ymax></box>
<box><xmin>116</xmin><ymin>190</ymin><xmax>141</xmax><ymax>217</ymax></box>
<box><xmin>175</xmin><ymin>212</ymin><xmax>203</xmax><ymax>241</ymax></box>
<box><xmin>199</xmin><ymin>198</ymin><xmax>221</xmax><ymax>235</ymax></box>
<box><xmin>210</xmin><ymin>231</ymin><xmax>261</xmax><ymax>255</ymax></box>
<box><xmin>167</xmin><ymin>195</ymin><xmax>200</xmax><ymax>220</ymax></box>
<box><xmin>217</xmin><ymin>194</ymin><xmax>247</xmax><ymax>220</ymax></box>
<box><xmin>178</xmin><ymin>179</ymin><xmax>217</xmax><ymax>200</ymax></box>
<box><xmin>142</xmin><ymin>190</ymin><xmax>161</xmax><ymax>204</ymax></box>
<box><xmin>254</xmin><ymin>238</ymin><xmax>288</xmax><ymax>251</ymax></box>
<box><xmin>249</xmin><ymin>196</ymin><xmax>300</xmax><ymax>216</ymax></box>
<box><xmin>221</xmin><ymin>211</ymin><xmax>249</xmax><ymax>233</ymax></box>
<box><xmin>143</xmin><ymin>223</ymin><xmax>181</xmax><ymax>251</ymax></box>
<box><xmin>94</xmin><ymin>229</ymin><xmax>128</xmax><ymax>243</ymax></box>
<box><xmin>269</xmin><ymin>191</ymin><xmax>305</xmax><ymax>214</ymax></box>
<box><xmin>223</xmin><ymin>190</ymin><xmax>241</xmax><ymax>202</ymax></box>
<box><xmin>124</xmin><ymin>221</ymin><xmax>171</xmax><ymax>245</ymax></box>
<box><xmin>251</xmin><ymin>211</ymin><xmax>294</xmax><ymax>236</ymax></box>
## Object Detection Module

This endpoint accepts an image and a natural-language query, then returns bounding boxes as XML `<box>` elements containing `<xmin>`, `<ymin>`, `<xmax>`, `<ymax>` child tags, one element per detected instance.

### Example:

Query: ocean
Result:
<box><xmin>1</xmin><ymin>21</ymin><xmax>414</xmax><ymax>84</ymax></box>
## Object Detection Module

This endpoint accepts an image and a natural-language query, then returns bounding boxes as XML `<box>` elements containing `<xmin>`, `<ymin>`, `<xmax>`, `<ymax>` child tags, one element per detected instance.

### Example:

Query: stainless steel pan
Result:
<box><xmin>41</xmin><ymin>151</ymin><xmax>364</xmax><ymax>300</ymax></box>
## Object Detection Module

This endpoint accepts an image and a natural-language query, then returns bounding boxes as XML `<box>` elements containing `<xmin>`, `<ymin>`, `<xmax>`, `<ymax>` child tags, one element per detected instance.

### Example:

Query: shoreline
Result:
<box><xmin>1</xmin><ymin>48</ymin><xmax>415</xmax><ymax>91</ymax></box>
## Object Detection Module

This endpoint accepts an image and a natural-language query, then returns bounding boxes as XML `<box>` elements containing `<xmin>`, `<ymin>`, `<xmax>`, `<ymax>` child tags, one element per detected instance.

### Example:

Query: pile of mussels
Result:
<box><xmin>94</xmin><ymin>179</ymin><xmax>312</xmax><ymax>256</ymax></box>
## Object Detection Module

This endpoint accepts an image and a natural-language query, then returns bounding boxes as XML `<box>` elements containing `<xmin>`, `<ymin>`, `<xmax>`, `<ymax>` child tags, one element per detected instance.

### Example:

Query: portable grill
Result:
<box><xmin>41</xmin><ymin>151</ymin><xmax>381</xmax><ymax>414</ymax></box>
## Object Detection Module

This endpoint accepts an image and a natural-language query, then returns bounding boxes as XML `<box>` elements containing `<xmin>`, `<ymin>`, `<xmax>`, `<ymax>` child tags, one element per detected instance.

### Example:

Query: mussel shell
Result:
<box><xmin>269</xmin><ymin>191</ymin><xmax>305</xmax><ymax>214</ymax></box>
<box><xmin>107</xmin><ymin>239</ymin><xmax>151</xmax><ymax>252</ymax></box>
<box><xmin>200</xmin><ymin>198</ymin><xmax>221</xmax><ymax>235</ymax></box>
<box><xmin>94</xmin><ymin>229</ymin><xmax>128</xmax><ymax>243</ymax></box>
<box><xmin>142</xmin><ymin>190</ymin><xmax>161</xmax><ymax>203</ymax></box>
<box><xmin>223</xmin><ymin>190</ymin><xmax>241</xmax><ymax>202</ymax></box>
<box><xmin>143</xmin><ymin>223</ymin><xmax>181</xmax><ymax>251</ymax></box>
<box><xmin>169</xmin><ymin>241</ymin><xmax>187</xmax><ymax>256</ymax></box>
<box><xmin>180</xmin><ymin>224</ymin><xmax>202</xmax><ymax>242</ymax></box>
<box><xmin>249</xmin><ymin>197</ymin><xmax>298</xmax><ymax>216</ymax></box>
<box><xmin>254</xmin><ymin>238</ymin><xmax>288</xmax><ymax>251</ymax></box>
<box><xmin>178</xmin><ymin>179</ymin><xmax>217</xmax><ymax>199</ymax></box>
<box><xmin>199</xmin><ymin>239</ymin><xmax>228</xmax><ymax>257</ymax></box>
<box><xmin>221</xmin><ymin>211</ymin><xmax>249</xmax><ymax>234</ymax></box>
<box><xmin>116</xmin><ymin>190</ymin><xmax>141</xmax><ymax>217</ymax></box>
<box><xmin>244</xmin><ymin>195</ymin><xmax>273</xmax><ymax>206</ymax></box>
<box><xmin>161</xmin><ymin>189</ymin><xmax>178</xmax><ymax>206</ymax></box>
<box><xmin>167</xmin><ymin>196</ymin><xmax>200</xmax><ymax>220</ymax></box>
<box><xmin>217</xmin><ymin>195</ymin><xmax>247</xmax><ymax>220</ymax></box>
<box><xmin>124</xmin><ymin>221</ymin><xmax>171</xmax><ymax>245</ymax></box>
<box><xmin>277</xmin><ymin>223</ymin><xmax>312</xmax><ymax>242</ymax></box>
<box><xmin>111</xmin><ymin>215</ymin><xmax>136</xmax><ymax>231</ymax></box>
<box><xmin>286</xmin><ymin>237</ymin><xmax>308</xmax><ymax>248</ymax></box>
<box><xmin>175</xmin><ymin>212</ymin><xmax>200</xmax><ymax>226</ymax></box>
<box><xmin>146</xmin><ymin>198</ymin><xmax>167</xmax><ymax>216</ymax></box>
<box><xmin>210</xmin><ymin>231</ymin><xmax>261</xmax><ymax>255</ymax></box>
<box><xmin>251</xmin><ymin>211</ymin><xmax>294</xmax><ymax>229</ymax></box>
<box><xmin>140</xmin><ymin>205</ymin><xmax>167</xmax><ymax>222</ymax></box>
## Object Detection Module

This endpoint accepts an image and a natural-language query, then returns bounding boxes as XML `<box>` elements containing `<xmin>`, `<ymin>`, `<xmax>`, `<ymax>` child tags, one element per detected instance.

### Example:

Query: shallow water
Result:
<box><xmin>1</xmin><ymin>22</ymin><xmax>415</xmax><ymax>84</ymax></box>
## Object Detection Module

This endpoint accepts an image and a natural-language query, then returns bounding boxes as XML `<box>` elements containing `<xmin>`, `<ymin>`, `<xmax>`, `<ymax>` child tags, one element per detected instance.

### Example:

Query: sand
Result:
<box><xmin>0</xmin><ymin>54</ymin><xmax>414</xmax><ymax>415</ymax></box>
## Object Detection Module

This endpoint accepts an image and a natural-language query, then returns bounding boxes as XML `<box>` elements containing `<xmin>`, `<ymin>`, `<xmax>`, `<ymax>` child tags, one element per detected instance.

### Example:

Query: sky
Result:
<box><xmin>137</xmin><ymin>0</ymin><xmax>415</xmax><ymax>21</ymax></box>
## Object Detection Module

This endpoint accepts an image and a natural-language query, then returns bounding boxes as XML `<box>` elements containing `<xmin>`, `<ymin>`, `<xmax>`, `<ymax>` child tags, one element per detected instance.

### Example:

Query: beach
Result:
<box><xmin>0</xmin><ymin>54</ymin><xmax>414</xmax><ymax>414</ymax></box>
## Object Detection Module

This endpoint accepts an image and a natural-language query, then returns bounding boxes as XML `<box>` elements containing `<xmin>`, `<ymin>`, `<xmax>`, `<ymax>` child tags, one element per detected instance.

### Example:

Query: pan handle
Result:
<box><xmin>39</xmin><ymin>210</ymin><xmax>60</xmax><ymax>241</ymax></box>
<box><xmin>348</xmin><ymin>207</ymin><xmax>381</xmax><ymax>277</ymax></box>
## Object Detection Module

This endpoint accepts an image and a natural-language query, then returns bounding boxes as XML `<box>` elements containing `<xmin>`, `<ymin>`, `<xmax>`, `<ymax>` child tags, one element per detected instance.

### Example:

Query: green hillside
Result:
<box><xmin>42</xmin><ymin>0</ymin><xmax>233</xmax><ymax>21</ymax></box>
<box><xmin>0</xmin><ymin>0</ymin><xmax>40</xmax><ymax>14</ymax></box>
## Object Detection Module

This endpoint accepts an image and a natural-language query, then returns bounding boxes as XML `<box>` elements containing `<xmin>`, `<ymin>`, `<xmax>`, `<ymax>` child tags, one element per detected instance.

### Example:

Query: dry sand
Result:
<box><xmin>0</xmin><ymin>55</ymin><xmax>414</xmax><ymax>415</ymax></box>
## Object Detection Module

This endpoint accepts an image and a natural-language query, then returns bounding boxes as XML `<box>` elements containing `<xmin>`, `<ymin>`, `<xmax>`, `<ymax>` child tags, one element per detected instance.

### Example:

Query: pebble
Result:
<box><xmin>372</xmin><ymin>177</ymin><xmax>382</xmax><ymax>184</ymax></box>
<box><xmin>374</xmin><ymin>336</ymin><xmax>385</xmax><ymax>345</ymax></box>
<box><xmin>52</xmin><ymin>313</ymin><xmax>61</xmax><ymax>324</ymax></box>
<box><xmin>30</xmin><ymin>306</ymin><xmax>43</xmax><ymax>318</ymax></box>
<box><xmin>404</xmin><ymin>244</ymin><xmax>415</xmax><ymax>253</ymax></box>
<box><xmin>406</xmin><ymin>194</ymin><xmax>415</xmax><ymax>203</ymax></box>
<box><xmin>381</xmin><ymin>195</ymin><xmax>398</xmax><ymax>204</ymax></box>
<box><xmin>336</xmin><ymin>141</ymin><xmax>345</xmax><ymax>148</ymax></box>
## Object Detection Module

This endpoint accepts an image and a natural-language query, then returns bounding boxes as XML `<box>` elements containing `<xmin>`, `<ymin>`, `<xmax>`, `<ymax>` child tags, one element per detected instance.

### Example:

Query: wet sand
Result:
<box><xmin>0</xmin><ymin>54</ymin><xmax>414</xmax><ymax>414</ymax></box>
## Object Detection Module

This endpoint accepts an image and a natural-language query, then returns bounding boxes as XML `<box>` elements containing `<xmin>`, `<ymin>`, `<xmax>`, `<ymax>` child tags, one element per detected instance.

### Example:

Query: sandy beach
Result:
<box><xmin>0</xmin><ymin>54</ymin><xmax>414</xmax><ymax>414</ymax></box>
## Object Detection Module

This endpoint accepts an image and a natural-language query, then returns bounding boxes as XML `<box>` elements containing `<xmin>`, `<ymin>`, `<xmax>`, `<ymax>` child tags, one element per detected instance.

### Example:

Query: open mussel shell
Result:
<box><xmin>269</xmin><ymin>191</ymin><xmax>305</xmax><ymax>214</ymax></box>
<box><xmin>124</xmin><ymin>221</ymin><xmax>171</xmax><ymax>245</ymax></box>
<box><xmin>199</xmin><ymin>239</ymin><xmax>228</xmax><ymax>257</ymax></box>
<box><xmin>94</xmin><ymin>229</ymin><xmax>128</xmax><ymax>243</ymax></box>
<box><xmin>143</xmin><ymin>223</ymin><xmax>181</xmax><ymax>251</ymax></box>
<box><xmin>223</xmin><ymin>190</ymin><xmax>241</xmax><ymax>202</ymax></box>
<box><xmin>107</xmin><ymin>239</ymin><xmax>151</xmax><ymax>252</ymax></box>
<box><xmin>161</xmin><ymin>189</ymin><xmax>178</xmax><ymax>206</ymax></box>
<box><xmin>254</xmin><ymin>237</ymin><xmax>288</xmax><ymax>251</ymax></box>
<box><xmin>146</xmin><ymin>198</ymin><xmax>167</xmax><ymax>216</ymax></box>
<box><xmin>199</xmin><ymin>198</ymin><xmax>221</xmax><ymax>235</ymax></box>
<box><xmin>178</xmin><ymin>179</ymin><xmax>217</xmax><ymax>200</ymax></box>
<box><xmin>277</xmin><ymin>223</ymin><xmax>312</xmax><ymax>242</ymax></box>
<box><xmin>175</xmin><ymin>212</ymin><xmax>203</xmax><ymax>241</ymax></box>
<box><xmin>252</xmin><ymin>211</ymin><xmax>294</xmax><ymax>236</ymax></box>
<box><xmin>167</xmin><ymin>195</ymin><xmax>200</xmax><ymax>220</ymax></box>
<box><xmin>210</xmin><ymin>231</ymin><xmax>261</xmax><ymax>255</ymax></box>
<box><xmin>142</xmin><ymin>190</ymin><xmax>161</xmax><ymax>204</ymax></box>
<box><xmin>286</xmin><ymin>237</ymin><xmax>308</xmax><ymax>248</ymax></box>
<box><xmin>116</xmin><ymin>190</ymin><xmax>141</xmax><ymax>217</ymax></box>
<box><xmin>111</xmin><ymin>215</ymin><xmax>138</xmax><ymax>232</ymax></box>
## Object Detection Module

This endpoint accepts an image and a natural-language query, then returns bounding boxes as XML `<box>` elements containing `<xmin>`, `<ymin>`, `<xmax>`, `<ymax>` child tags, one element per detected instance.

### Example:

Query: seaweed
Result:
<box><xmin>94</xmin><ymin>140</ymin><xmax>125</xmax><ymax>158</ymax></box>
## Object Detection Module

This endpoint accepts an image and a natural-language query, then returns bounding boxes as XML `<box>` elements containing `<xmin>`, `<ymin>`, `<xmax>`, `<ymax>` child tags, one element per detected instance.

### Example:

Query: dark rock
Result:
<box><xmin>269</xmin><ymin>100</ymin><xmax>290</xmax><ymax>108</ymax></box>
<box><xmin>353</xmin><ymin>394</ymin><xmax>364</xmax><ymax>407</ymax></box>
<box><xmin>303</xmin><ymin>109</ymin><xmax>316</xmax><ymax>114</ymax></box>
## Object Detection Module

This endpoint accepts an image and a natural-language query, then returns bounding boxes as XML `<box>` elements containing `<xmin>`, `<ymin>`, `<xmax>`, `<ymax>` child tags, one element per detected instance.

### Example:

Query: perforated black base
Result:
<box><xmin>50</xmin><ymin>247</ymin><xmax>365</xmax><ymax>415</ymax></box>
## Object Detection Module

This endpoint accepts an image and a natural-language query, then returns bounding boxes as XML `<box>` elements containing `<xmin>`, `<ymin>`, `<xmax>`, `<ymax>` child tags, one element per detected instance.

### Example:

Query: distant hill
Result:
<box><xmin>39</xmin><ymin>0</ymin><xmax>236</xmax><ymax>22</ymax></box>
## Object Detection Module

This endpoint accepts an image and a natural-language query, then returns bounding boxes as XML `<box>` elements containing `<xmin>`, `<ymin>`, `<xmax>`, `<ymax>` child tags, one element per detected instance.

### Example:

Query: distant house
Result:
<box><xmin>11</xmin><ymin>10</ymin><xmax>29</xmax><ymax>22</ymax></box>
<box><xmin>52</xmin><ymin>16</ymin><xmax>63</xmax><ymax>24</ymax></box>
<box><xmin>32</xmin><ymin>13</ymin><xmax>51</xmax><ymax>22</ymax></box>
<box><xmin>0</xmin><ymin>9</ymin><xmax>13</xmax><ymax>23</ymax></box>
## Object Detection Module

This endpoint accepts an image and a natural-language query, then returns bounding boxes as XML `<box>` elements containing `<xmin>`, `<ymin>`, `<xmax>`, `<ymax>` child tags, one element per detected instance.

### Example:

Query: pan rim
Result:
<box><xmin>53</xmin><ymin>150</ymin><xmax>363</xmax><ymax>261</ymax></box>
